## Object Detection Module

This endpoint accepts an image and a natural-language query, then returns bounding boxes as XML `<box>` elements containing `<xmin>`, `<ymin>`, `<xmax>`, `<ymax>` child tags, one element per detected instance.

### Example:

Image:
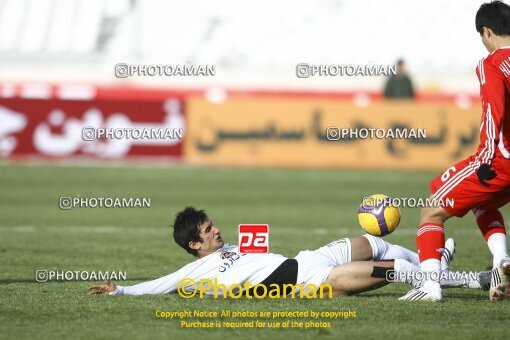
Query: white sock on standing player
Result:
<box><xmin>487</xmin><ymin>233</ymin><xmax>509</xmax><ymax>268</ymax></box>
<box><xmin>420</xmin><ymin>258</ymin><xmax>442</xmax><ymax>293</ymax></box>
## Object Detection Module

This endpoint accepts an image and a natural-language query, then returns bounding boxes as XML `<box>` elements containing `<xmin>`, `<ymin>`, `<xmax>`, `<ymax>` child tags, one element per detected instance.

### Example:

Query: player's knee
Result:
<box><xmin>420</xmin><ymin>207</ymin><xmax>433</xmax><ymax>221</ymax></box>
<box><xmin>420</xmin><ymin>206</ymin><xmax>448</xmax><ymax>223</ymax></box>
<box><xmin>361</xmin><ymin>234</ymin><xmax>388</xmax><ymax>261</ymax></box>
<box><xmin>350</xmin><ymin>236</ymin><xmax>374</xmax><ymax>261</ymax></box>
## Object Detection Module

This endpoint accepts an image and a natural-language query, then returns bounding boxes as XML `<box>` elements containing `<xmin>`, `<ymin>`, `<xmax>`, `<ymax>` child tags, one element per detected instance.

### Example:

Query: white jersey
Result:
<box><xmin>112</xmin><ymin>244</ymin><xmax>287</xmax><ymax>295</ymax></box>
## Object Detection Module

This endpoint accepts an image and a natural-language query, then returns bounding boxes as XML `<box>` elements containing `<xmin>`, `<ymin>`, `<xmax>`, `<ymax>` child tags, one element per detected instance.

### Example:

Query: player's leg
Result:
<box><xmin>323</xmin><ymin>257</ymin><xmax>483</xmax><ymax>296</ymax></box>
<box><xmin>353</xmin><ymin>234</ymin><xmax>419</xmax><ymax>265</ymax></box>
<box><xmin>473</xmin><ymin>208</ymin><xmax>510</xmax><ymax>300</ymax></box>
<box><xmin>401</xmin><ymin>238</ymin><xmax>487</xmax><ymax>291</ymax></box>
<box><xmin>325</xmin><ymin>260</ymin><xmax>393</xmax><ymax>295</ymax></box>
<box><xmin>402</xmin><ymin>157</ymin><xmax>477</xmax><ymax>301</ymax></box>
<box><xmin>304</xmin><ymin>238</ymin><xmax>421</xmax><ymax>295</ymax></box>
<box><xmin>321</xmin><ymin>236</ymin><xmax>419</xmax><ymax>265</ymax></box>
<box><xmin>473</xmin><ymin>208</ymin><xmax>508</xmax><ymax>268</ymax></box>
<box><xmin>405</xmin><ymin>156</ymin><xmax>510</xmax><ymax>301</ymax></box>
<box><xmin>325</xmin><ymin>257</ymin><xmax>436</xmax><ymax>296</ymax></box>
<box><xmin>407</xmin><ymin>204</ymin><xmax>452</xmax><ymax>301</ymax></box>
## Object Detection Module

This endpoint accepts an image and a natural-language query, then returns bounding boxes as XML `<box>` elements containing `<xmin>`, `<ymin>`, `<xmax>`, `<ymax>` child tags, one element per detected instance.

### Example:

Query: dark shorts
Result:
<box><xmin>245</xmin><ymin>259</ymin><xmax>298</xmax><ymax>296</ymax></box>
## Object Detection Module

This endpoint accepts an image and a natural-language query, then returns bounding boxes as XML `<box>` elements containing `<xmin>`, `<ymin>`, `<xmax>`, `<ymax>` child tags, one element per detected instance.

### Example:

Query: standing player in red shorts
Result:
<box><xmin>401</xmin><ymin>1</ymin><xmax>510</xmax><ymax>302</ymax></box>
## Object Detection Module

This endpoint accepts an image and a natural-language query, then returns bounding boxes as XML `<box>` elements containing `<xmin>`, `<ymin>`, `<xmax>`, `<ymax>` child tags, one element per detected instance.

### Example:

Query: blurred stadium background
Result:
<box><xmin>0</xmin><ymin>0</ymin><xmax>490</xmax><ymax>89</ymax></box>
<box><xmin>0</xmin><ymin>0</ymin><xmax>493</xmax><ymax>169</ymax></box>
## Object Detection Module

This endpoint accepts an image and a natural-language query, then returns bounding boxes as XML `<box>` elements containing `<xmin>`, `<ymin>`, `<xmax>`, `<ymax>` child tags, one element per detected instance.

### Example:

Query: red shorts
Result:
<box><xmin>429</xmin><ymin>155</ymin><xmax>510</xmax><ymax>217</ymax></box>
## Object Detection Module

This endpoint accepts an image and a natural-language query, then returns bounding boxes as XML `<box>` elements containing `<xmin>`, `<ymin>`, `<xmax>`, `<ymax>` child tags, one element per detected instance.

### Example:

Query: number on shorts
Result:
<box><xmin>441</xmin><ymin>166</ymin><xmax>457</xmax><ymax>182</ymax></box>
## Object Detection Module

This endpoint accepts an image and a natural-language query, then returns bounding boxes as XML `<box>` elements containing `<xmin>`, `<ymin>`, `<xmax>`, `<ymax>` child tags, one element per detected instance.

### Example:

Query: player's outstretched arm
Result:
<box><xmin>87</xmin><ymin>267</ymin><xmax>187</xmax><ymax>296</ymax></box>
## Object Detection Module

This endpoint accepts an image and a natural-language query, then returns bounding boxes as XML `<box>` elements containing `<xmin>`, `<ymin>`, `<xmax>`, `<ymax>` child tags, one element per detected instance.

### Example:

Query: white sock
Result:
<box><xmin>420</xmin><ymin>258</ymin><xmax>441</xmax><ymax>272</ymax></box>
<box><xmin>487</xmin><ymin>233</ymin><xmax>509</xmax><ymax>268</ymax></box>
<box><xmin>420</xmin><ymin>259</ymin><xmax>442</xmax><ymax>293</ymax></box>
<box><xmin>364</xmin><ymin>234</ymin><xmax>419</xmax><ymax>265</ymax></box>
<box><xmin>393</xmin><ymin>258</ymin><xmax>422</xmax><ymax>287</ymax></box>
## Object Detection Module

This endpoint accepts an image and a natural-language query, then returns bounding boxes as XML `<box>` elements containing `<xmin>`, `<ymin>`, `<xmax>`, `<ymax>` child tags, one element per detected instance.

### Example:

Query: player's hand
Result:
<box><xmin>87</xmin><ymin>279</ymin><xmax>116</xmax><ymax>295</ymax></box>
<box><xmin>477</xmin><ymin>163</ymin><xmax>496</xmax><ymax>187</ymax></box>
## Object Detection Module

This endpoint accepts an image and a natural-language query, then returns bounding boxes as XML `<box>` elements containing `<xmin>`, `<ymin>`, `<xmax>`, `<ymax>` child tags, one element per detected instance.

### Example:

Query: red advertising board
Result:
<box><xmin>0</xmin><ymin>98</ymin><xmax>185</xmax><ymax>158</ymax></box>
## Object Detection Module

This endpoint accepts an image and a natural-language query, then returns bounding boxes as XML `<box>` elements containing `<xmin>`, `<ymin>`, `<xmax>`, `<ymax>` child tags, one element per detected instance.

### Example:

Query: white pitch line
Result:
<box><xmin>1</xmin><ymin>225</ymin><xmax>489</xmax><ymax>236</ymax></box>
<box><xmin>4</xmin><ymin>225</ymin><xmax>165</xmax><ymax>234</ymax></box>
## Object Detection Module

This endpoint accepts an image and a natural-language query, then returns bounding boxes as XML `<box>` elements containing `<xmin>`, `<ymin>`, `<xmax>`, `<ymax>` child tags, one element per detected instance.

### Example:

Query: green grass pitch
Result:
<box><xmin>0</xmin><ymin>163</ymin><xmax>508</xmax><ymax>339</ymax></box>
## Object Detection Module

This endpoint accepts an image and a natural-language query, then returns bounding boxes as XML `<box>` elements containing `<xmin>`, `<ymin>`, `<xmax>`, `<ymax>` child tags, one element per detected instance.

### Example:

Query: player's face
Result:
<box><xmin>196</xmin><ymin>219</ymin><xmax>224</xmax><ymax>254</ymax></box>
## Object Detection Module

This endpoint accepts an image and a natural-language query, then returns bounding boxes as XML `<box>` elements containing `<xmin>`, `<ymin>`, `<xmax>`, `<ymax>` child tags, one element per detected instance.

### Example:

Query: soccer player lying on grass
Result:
<box><xmin>88</xmin><ymin>207</ymin><xmax>489</xmax><ymax>297</ymax></box>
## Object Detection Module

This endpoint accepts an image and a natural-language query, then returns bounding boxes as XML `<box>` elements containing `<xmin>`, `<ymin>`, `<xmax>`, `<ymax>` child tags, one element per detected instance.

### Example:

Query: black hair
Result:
<box><xmin>172</xmin><ymin>206</ymin><xmax>208</xmax><ymax>256</ymax></box>
<box><xmin>476</xmin><ymin>1</ymin><xmax>510</xmax><ymax>36</ymax></box>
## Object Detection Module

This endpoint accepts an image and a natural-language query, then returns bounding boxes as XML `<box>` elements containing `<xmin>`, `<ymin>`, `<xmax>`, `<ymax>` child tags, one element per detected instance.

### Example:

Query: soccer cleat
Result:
<box><xmin>478</xmin><ymin>271</ymin><xmax>491</xmax><ymax>291</ymax></box>
<box><xmin>399</xmin><ymin>286</ymin><xmax>441</xmax><ymax>302</ymax></box>
<box><xmin>440</xmin><ymin>238</ymin><xmax>456</xmax><ymax>271</ymax></box>
<box><xmin>489</xmin><ymin>258</ymin><xmax>510</xmax><ymax>301</ymax></box>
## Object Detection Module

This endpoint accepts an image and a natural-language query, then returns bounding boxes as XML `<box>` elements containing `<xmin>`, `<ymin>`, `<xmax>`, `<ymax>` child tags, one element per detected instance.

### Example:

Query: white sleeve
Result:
<box><xmin>110</xmin><ymin>268</ymin><xmax>186</xmax><ymax>295</ymax></box>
